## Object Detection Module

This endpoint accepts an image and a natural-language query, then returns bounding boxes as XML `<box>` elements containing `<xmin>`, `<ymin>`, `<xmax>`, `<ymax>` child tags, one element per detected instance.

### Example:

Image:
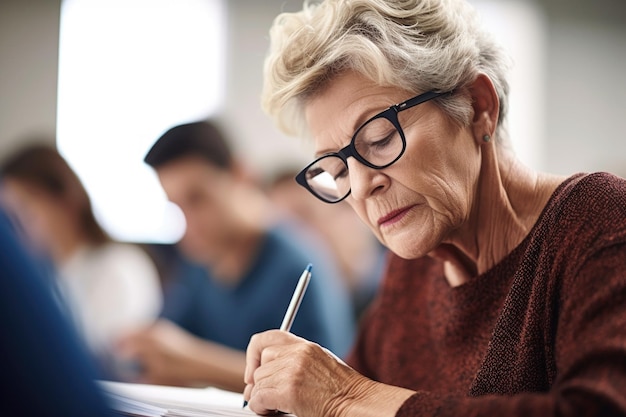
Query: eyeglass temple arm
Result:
<box><xmin>396</xmin><ymin>90</ymin><xmax>453</xmax><ymax>112</ymax></box>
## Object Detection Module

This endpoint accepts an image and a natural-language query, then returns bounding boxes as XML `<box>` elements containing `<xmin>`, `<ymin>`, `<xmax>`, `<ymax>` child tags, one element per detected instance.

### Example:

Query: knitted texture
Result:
<box><xmin>348</xmin><ymin>172</ymin><xmax>626</xmax><ymax>416</ymax></box>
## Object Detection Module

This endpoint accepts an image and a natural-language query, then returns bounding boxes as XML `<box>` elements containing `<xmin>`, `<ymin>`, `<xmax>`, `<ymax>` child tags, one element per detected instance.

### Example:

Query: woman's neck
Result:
<box><xmin>434</xmin><ymin>148</ymin><xmax>565</xmax><ymax>287</ymax></box>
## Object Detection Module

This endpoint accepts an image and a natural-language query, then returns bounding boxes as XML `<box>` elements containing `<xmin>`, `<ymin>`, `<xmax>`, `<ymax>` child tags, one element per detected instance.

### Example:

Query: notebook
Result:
<box><xmin>100</xmin><ymin>381</ymin><xmax>285</xmax><ymax>417</ymax></box>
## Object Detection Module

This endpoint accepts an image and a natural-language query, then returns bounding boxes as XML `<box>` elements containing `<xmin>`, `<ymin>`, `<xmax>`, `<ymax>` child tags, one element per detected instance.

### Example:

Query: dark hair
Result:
<box><xmin>144</xmin><ymin>120</ymin><xmax>233</xmax><ymax>170</ymax></box>
<box><xmin>0</xmin><ymin>143</ymin><xmax>110</xmax><ymax>245</ymax></box>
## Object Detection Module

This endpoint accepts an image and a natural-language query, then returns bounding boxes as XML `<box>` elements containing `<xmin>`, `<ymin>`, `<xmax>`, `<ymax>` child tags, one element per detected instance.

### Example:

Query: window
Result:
<box><xmin>57</xmin><ymin>0</ymin><xmax>225</xmax><ymax>243</ymax></box>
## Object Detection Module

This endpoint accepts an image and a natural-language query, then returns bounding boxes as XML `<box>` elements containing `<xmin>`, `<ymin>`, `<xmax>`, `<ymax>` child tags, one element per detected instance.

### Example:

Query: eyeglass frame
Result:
<box><xmin>295</xmin><ymin>89</ymin><xmax>453</xmax><ymax>203</ymax></box>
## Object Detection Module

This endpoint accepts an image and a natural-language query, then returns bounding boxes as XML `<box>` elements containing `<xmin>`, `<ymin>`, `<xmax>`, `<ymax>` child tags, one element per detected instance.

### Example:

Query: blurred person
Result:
<box><xmin>0</xmin><ymin>142</ymin><xmax>163</xmax><ymax>380</ymax></box>
<box><xmin>242</xmin><ymin>0</ymin><xmax>626</xmax><ymax>416</ymax></box>
<box><xmin>118</xmin><ymin>119</ymin><xmax>355</xmax><ymax>392</ymax></box>
<box><xmin>0</xmin><ymin>206</ymin><xmax>114</xmax><ymax>416</ymax></box>
<box><xmin>267</xmin><ymin>167</ymin><xmax>386</xmax><ymax>320</ymax></box>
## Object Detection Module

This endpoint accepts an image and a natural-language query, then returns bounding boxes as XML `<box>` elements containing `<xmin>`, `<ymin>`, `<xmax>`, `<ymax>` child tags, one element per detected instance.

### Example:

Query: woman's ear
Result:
<box><xmin>468</xmin><ymin>73</ymin><xmax>499</xmax><ymax>144</ymax></box>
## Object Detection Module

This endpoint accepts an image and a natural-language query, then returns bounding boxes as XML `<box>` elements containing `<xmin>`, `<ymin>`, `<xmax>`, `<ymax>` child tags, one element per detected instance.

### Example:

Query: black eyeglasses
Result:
<box><xmin>295</xmin><ymin>90</ymin><xmax>451</xmax><ymax>203</ymax></box>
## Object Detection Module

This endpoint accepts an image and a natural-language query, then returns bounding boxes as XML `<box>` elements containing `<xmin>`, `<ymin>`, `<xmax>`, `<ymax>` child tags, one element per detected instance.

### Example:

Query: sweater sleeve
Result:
<box><xmin>396</xmin><ymin>242</ymin><xmax>626</xmax><ymax>417</ymax></box>
<box><xmin>346</xmin><ymin>298</ymin><xmax>380</xmax><ymax>378</ymax></box>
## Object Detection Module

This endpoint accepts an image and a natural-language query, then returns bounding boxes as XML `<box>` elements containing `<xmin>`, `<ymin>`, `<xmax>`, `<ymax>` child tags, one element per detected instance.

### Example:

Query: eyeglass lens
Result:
<box><xmin>304</xmin><ymin>115</ymin><xmax>404</xmax><ymax>202</ymax></box>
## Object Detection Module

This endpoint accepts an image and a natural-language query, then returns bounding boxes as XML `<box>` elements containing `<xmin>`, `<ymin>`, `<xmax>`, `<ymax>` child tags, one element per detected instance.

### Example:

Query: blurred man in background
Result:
<box><xmin>118</xmin><ymin>119</ymin><xmax>355</xmax><ymax>392</ymax></box>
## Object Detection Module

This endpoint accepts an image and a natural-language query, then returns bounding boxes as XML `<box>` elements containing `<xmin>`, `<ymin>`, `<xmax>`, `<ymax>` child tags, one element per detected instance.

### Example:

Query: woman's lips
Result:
<box><xmin>377</xmin><ymin>205</ymin><xmax>415</xmax><ymax>226</ymax></box>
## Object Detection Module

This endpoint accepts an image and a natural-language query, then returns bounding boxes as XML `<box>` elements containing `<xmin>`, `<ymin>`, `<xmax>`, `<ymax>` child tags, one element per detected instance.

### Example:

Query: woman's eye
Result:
<box><xmin>369</xmin><ymin>132</ymin><xmax>395</xmax><ymax>149</ymax></box>
<box><xmin>333</xmin><ymin>165</ymin><xmax>349</xmax><ymax>180</ymax></box>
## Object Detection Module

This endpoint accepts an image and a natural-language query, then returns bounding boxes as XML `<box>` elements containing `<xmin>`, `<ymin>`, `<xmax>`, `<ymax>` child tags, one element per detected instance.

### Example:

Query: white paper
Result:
<box><xmin>99</xmin><ymin>381</ymin><xmax>265</xmax><ymax>417</ymax></box>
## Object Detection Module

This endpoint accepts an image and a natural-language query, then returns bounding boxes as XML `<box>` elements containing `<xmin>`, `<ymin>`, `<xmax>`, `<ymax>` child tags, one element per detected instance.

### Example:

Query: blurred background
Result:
<box><xmin>1</xmin><ymin>0</ymin><xmax>625</xmax><ymax>244</ymax></box>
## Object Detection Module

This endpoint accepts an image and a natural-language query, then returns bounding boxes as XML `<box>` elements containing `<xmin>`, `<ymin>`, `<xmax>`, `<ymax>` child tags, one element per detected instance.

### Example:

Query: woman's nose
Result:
<box><xmin>347</xmin><ymin>158</ymin><xmax>388</xmax><ymax>201</ymax></box>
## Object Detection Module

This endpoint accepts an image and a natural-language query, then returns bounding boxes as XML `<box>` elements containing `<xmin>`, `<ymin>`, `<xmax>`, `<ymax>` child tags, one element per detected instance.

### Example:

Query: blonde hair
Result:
<box><xmin>262</xmin><ymin>0</ymin><xmax>512</xmax><ymax>143</ymax></box>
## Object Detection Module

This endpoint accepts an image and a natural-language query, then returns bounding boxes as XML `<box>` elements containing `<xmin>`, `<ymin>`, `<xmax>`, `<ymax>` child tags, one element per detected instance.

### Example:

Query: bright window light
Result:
<box><xmin>57</xmin><ymin>0</ymin><xmax>225</xmax><ymax>243</ymax></box>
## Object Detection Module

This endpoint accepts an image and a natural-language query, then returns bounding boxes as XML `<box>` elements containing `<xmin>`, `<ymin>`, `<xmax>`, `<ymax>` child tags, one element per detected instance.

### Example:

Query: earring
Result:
<box><xmin>482</xmin><ymin>134</ymin><xmax>491</xmax><ymax>142</ymax></box>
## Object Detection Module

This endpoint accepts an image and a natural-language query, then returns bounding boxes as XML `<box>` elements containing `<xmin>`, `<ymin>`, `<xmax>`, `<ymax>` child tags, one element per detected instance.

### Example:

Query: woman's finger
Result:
<box><xmin>244</xmin><ymin>330</ymin><xmax>303</xmax><ymax>384</ymax></box>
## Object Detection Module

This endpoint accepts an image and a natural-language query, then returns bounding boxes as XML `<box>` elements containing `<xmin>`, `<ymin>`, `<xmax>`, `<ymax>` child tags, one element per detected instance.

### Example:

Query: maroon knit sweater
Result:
<box><xmin>347</xmin><ymin>173</ymin><xmax>626</xmax><ymax>416</ymax></box>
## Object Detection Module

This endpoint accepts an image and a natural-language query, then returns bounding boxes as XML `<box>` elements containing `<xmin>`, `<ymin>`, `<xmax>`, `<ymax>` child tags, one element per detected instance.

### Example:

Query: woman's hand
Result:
<box><xmin>243</xmin><ymin>330</ymin><xmax>414</xmax><ymax>417</ymax></box>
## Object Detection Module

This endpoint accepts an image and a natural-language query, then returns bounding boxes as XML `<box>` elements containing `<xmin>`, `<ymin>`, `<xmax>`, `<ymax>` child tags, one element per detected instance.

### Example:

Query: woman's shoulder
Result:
<box><xmin>535</xmin><ymin>172</ymin><xmax>626</xmax><ymax>259</ymax></box>
<box><xmin>550</xmin><ymin>172</ymin><xmax>626</xmax><ymax>222</ymax></box>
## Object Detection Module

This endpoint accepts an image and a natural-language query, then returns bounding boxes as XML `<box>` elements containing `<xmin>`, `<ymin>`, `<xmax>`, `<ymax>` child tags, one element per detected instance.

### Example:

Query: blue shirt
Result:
<box><xmin>159</xmin><ymin>220</ymin><xmax>356</xmax><ymax>358</ymax></box>
<box><xmin>0</xmin><ymin>209</ymin><xmax>113</xmax><ymax>416</ymax></box>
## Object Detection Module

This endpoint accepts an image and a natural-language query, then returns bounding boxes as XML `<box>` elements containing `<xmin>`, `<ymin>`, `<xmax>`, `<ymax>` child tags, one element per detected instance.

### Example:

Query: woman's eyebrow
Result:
<box><xmin>313</xmin><ymin>104</ymin><xmax>388</xmax><ymax>158</ymax></box>
<box><xmin>313</xmin><ymin>147</ymin><xmax>337</xmax><ymax>158</ymax></box>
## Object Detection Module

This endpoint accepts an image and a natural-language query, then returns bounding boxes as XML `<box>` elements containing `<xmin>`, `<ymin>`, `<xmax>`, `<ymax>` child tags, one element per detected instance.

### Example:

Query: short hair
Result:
<box><xmin>144</xmin><ymin>120</ymin><xmax>233</xmax><ymax>170</ymax></box>
<box><xmin>0</xmin><ymin>142</ymin><xmax>110</xmax><ymax>245</ymax></box>
<box><xmin>262</xmin><ymin>0</ymin><xmax>512</xmax><ymax>144</ymax></box>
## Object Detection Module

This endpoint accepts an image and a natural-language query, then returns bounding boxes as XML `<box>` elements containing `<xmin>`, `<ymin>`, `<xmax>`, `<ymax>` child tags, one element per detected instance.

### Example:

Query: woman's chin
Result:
<box><xmin>382</xmin><ymin>226</ymin><xmax>442</xmax><ymax>260</ymax></box>
<box><xmin>387</xmin><ymin>239</ymin><xmax>433</xmax><ymax>260</ymax></box>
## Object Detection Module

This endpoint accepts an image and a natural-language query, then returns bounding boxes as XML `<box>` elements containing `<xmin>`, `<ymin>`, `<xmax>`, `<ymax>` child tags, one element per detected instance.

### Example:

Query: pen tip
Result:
<box><xmin>242</xmin><ymin>400</ymin><xmax>248</xmax><ymax>408</ymax></box>
<box><xmin>306</xmin><ymin>263</ymin><xmax>313</xmax><ymax>272</ymax></box>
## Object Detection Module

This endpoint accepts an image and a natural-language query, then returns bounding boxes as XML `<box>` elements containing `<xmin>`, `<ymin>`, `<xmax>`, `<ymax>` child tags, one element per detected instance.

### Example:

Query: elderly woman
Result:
<box><xmin>243</xmin><ymin>0</ymin><xmax>626</xmax><ymax>416</ymax></box>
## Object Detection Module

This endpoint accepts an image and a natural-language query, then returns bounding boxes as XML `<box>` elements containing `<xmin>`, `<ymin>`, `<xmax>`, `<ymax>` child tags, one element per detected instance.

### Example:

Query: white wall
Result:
<box><xmin>220</xmin><ymin>0</ymin><xmax>313</xmax><ymax>179</ymax></box>
<box><xmin>545</xmin><ymin>20</ymin><xmax>626</xmax><ymax>176</ymax></box>
<box><xmin>1</xmin><ymin>0</ymin><xmax>625</xmax><ymax>177</ymax></box>
<box><xmin>0</xmin><ymin>0</ymin><xmax>61</xmax><ymax>159</ymax></box>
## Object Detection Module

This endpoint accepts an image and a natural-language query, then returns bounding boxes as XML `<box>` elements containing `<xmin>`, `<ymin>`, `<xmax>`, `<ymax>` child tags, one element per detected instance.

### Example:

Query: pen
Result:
<box><xmin>280</xmin><ymin>263</ymin><xmax>312</xmax><ymax>332</ymax></box>
<box><xmin>243</xmin><ymin>263</ymin><xmax>312</xmax><ymax>408</ymax></box>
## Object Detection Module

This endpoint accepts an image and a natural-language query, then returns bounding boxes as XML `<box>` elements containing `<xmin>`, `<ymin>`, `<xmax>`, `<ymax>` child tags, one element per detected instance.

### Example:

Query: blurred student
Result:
<box><xmin>0</xmin><ymin>143</ymin><xmax>162</xmax><ymax>379</ymax></box>
<box><xmin>0</xmin><ymin>206</ymin><xmax>114</xmax><ymax>416</ymax></box>
<box><xmin>118</xmin><ymin>119</ymin><xmax>355</xmax><ymax>392</ymax></box>
<box><xmin>267</xmin><ymin>168</ymin><xmax>386</xmax><ymax>320</ymax></box>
